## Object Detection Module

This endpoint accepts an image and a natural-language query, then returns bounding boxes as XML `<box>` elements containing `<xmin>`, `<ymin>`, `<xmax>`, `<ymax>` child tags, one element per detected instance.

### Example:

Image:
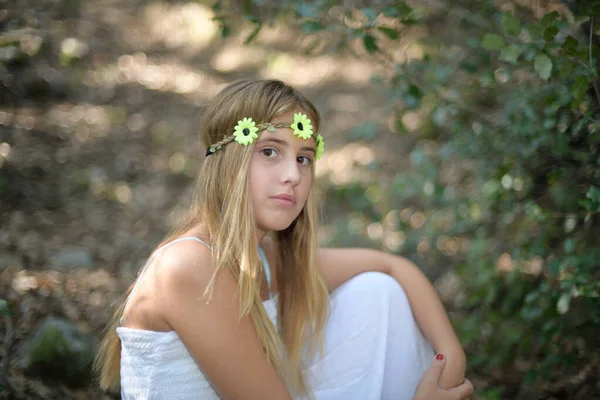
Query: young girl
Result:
<box><xmin>94</xmin><ymin>79</ymin><xmax>473</xmax><ymax>400</ymax></box>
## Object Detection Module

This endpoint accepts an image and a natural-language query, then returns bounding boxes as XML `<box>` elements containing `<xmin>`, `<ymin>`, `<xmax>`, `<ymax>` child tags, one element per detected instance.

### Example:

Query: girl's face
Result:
<box><xmin>248</xmin><ymin>112</ymin><xmax>316</xmax><ymax>236</ymax></box>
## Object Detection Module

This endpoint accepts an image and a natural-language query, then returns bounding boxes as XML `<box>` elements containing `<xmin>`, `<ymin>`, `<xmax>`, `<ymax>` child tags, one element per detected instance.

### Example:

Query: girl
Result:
<box><xmin>94</xmin><ymin>79</ymin><xmax>473</xmax><ymax>400</ymax></box>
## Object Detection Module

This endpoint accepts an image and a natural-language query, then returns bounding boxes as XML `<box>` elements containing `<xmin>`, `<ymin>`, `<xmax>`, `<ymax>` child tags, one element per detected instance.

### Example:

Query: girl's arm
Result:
<box><xmin>318</xmin><ymin>247</ymin><xmax>466</xmax><ymax>389</ymax></box>
<box><xmin>154</xmin><ymin>241</ymin><xmax>293</xmax><ymax>400</ymax></box>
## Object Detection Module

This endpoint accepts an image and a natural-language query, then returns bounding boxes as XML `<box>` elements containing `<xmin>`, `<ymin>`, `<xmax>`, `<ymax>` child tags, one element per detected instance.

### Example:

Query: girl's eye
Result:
<box><xmin>261</xmin><ymin>148</ymin><xmax>278</xmax><ymax>158</ymax></box>
<box><xmin>297</xmin><ymin>156</ymin><xmax>312</xmax><ymax>166</ymax></box>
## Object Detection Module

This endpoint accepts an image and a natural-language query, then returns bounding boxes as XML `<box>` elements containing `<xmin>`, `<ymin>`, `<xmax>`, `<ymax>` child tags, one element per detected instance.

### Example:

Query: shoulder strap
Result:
<box><xmin>120</xmin><ymin>236</ymin><xmax>212</xmax><ymax>325</ymax></box>
<box><xmin>258</xmin><ymin>246</ymin><xmax>273</xmax><ymax>300</ymax></box>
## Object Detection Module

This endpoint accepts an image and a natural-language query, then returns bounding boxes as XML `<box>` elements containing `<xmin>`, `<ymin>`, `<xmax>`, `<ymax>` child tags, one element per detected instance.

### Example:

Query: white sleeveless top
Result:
<box><xmin>117</xmin><ymin>238</ymin><xmax>434</xmax><ymax>400</ymax></box>
<box><xmin>117</xmin><ymin>237</ymin><xmax>276</xmax><ymax>400</ymax></box>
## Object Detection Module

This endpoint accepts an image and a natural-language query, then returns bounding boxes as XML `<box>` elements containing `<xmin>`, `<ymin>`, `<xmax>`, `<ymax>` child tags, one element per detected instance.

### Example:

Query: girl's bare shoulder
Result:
<box><xmin>151</xmin><ymin>237</ymin><xmax>215</xmax><ymax>288</ymax></box>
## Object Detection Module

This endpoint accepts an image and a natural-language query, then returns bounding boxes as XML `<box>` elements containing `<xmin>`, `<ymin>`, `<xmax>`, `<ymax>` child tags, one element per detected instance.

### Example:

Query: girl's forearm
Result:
<box><xmin>386</xmin><ymin>255</ymin><xmax>466</xmax><ymax>388</ymax></box>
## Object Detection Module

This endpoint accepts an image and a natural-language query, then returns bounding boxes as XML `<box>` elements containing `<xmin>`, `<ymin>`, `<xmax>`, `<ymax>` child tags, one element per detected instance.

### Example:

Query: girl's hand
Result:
<box><xmin>413</xmin><ymin>354</ymin><xmax>474</xmax><ymax>400</ymax></box>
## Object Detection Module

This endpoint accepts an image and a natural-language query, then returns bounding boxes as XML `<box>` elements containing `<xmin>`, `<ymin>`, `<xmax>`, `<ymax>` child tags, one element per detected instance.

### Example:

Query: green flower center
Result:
<box><xmin>243</xmin><ymin>128</ymin><xmax>250</xmax><ymax>136</ymax></box>
<box><xmin>297</xmin><ymin>122</ymin><xmax>304</xmax><ymax>131</ymax></box>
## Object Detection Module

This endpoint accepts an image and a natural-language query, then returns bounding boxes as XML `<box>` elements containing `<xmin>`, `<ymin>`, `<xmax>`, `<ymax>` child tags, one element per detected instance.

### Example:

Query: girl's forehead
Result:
<box><xmin>271</xmin><ymin>111</ymin><xmax>297</xmax><ymax>123</ymax></box>
<box><xmin>260</xmin><ymin>125</ymin><xmax>317</xmax><ymax>150</ymax></box>
<box><xmin>262</xmin><ymin>125</ymin><xmax>300</xmax><ymax>141</ymax></box>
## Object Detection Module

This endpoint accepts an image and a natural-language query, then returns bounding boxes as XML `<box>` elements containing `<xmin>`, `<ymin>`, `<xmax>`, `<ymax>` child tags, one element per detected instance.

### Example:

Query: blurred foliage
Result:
<box><xmin>0</xmin><ymin>299</ymin><xmax>13</xmax><ymax>317</ymax></box>
<box><xmin>212</xmin><ymin>0</ymin><xmax>600</xmax><ymax>396</ymax></box>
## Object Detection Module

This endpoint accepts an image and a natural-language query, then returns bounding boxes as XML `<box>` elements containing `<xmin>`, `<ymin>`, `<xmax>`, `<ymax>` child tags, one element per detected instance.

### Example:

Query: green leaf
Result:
<box><xmin>221</xmin><ymin>23</ymin><xmax>231</xmax><ymax>38</ymax></box>
<box><xmin>395</xmin><ymin>117</ymin><xmax>408</xmax><ymax>135</ymax></box>
<box><xmin>363</xmin><ymin>34</ymin><xmax>378</xmax><ymax>54</ymax></box>
<box><xmin>571</xmin><ymin>75</ymin><xmax>589</xmax><ymax>99</ymax></box>
<box><xmin>212</xmin><ymin>16</ymin><xmax>231</xmax><ymax>37</ymax></box>
<box><xmin>245</xmin><ymin>15</ymin><xmax>259</xmax><ymax>24</ymax></box>
<box><xmin>377</xmin><ymin>26</ymin><xmax>398</xmax><ymax>40</ymax></box>
<box><xmin>543</xmin><ymin>25</ymin><xmax>559</xmax><ymax>42</ymax></box>
<box><xmin>482</xmin><ymin>34</ymin><xmax>505</xmax><ymax>50</ymax></box>
<box><xmin>459</xmin><ymin>61</ymin><xmax>478</xmax><ymax>72</ymax></box>
<box><xmin>587</xmin><ymin>186</ymin><xmax>600</xmax><ymax>201</ymax></box>
<box><xmin>244</xmin><ymin>22</ymin><xmax>263</xmax><ymax>45</ymax></box>
<box><xmin>382</xmin><ymin>7</ymin><xmax>398</xmax><ymax>17</ymax></box>
<box><xmin>267</xmin><ymin>125</ymin><xmax>276</xmax><ymax>132</ymax></box>
<box><xmin>301</xmin><ymin>21</ymin><xmax>326</xmax><ymax>33</ymax></box>
<box><xmin>211</xmin><ymin>0</ymin><xmax>222</xmax><ymax>12</ymax></box>
<box><xmin>534</xmin><ymin>53</ymin><xmax>552</xmax><ymax>80</ymax></box>
<box><xmin>570</xmin><ymin>76</ymin><xmax>589</xmax><ymax>109</ymax></box>
<box><xmin>382</xmin><ymin>3</ymin><xmax>412</xmax><ymax>18</ymax></box>
<box><xmin>499</xmin><ymin>44</ymin><xmax>522</xmax><ymax>63</ymax></box>
<box><xmin>541</xmin><ymin>10</ymin><xmax>559</xmax><ymax>27</ymax></box>
<box><xmin>547</xmin><ymin>259</ymin><xmax>560</xmax><ymax>278</ymax></box>
<box><xmin>405</xmin><ymin>84</ymin><xmax>422</xmax><ymax>109</ymax></box>
<box><xmin>0</xmin><ymin>299</ymin><xmax>13</xmax><ymax>316</ymax></box>
<box><xmin>501</xmin><ymin>13</ymin><xmax>521</xmax><ymax>36</ymax></box>
<box><xmin>561</xmin><ymin>35</ymin><xmax>579</xmax><ymax>55</ymax></box>
<box><xmin>564</xmin><ymin>238</ymin><xmax>576</xmax><ymax>254</ymax></box>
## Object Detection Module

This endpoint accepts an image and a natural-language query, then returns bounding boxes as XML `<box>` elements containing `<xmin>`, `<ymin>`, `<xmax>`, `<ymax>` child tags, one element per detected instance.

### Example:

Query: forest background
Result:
<box><xmin>0</xmin><ymin>0</ymin><xmax>599</xmax><ymax>399</ymax></box>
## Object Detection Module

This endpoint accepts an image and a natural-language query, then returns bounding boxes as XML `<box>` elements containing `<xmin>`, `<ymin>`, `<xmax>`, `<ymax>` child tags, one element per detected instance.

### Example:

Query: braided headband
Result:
<box><xmin>205</xmin><ymin>112</ymin><xmax>325</xmax><ymax>160</ymax></box>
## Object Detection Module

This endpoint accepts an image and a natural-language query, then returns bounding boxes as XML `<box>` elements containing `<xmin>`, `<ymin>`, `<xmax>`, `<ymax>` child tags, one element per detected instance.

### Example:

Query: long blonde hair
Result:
<box><xmin>94</xmin><ymin>79</ymin><xmax>330</xmax><ymax>397</ymax></box>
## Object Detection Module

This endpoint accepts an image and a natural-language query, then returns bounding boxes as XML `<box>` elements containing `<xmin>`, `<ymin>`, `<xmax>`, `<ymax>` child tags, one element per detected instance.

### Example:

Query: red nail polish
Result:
<box><xmin>436</xmin><ymin>353</ymin><xmax>444</xmax><ymax>361</ymax></box>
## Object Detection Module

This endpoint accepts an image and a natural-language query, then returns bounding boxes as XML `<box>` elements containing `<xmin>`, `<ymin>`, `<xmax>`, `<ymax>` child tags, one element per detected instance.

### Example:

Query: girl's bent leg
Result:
<box><xmin>305</xmin><ymin>272</ymin><xmax>434</xmax><ymax>400</ymax></box>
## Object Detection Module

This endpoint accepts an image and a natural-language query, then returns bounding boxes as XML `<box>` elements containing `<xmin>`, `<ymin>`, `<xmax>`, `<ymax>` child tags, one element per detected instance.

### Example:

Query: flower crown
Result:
<box><xmin>205</xmin><ymin>112</ymin><xmax>325</xmax><ymax>160</ymax></box>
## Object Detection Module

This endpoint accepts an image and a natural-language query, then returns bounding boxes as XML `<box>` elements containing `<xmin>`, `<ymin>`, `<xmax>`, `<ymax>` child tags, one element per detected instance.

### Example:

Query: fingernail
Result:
<box><xmin>435</xmin><ymin>353</ymin><xmax>444</xmax><ymax>361</ymax></box>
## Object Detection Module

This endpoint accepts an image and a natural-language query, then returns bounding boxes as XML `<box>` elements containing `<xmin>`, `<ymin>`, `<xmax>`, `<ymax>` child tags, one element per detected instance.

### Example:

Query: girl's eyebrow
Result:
<box><xmin>258</xmin><ymin>137</ymin><xmax>316</xmax><ymax>155</ymax></box>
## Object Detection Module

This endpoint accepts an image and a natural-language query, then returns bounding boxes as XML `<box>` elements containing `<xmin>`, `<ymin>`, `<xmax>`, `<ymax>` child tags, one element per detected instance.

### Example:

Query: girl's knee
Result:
<box><xmin>334</xmin><ymin>271</ymin><xmax>409</xmax><ymax>307</ymax></box>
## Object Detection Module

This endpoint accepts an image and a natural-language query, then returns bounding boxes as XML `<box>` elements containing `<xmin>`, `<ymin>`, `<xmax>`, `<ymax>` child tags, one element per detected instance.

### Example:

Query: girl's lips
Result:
<box><xmin>270</xmin><ymin>194</ymin><xmax>296</xmax><ymax>206</ymax></box>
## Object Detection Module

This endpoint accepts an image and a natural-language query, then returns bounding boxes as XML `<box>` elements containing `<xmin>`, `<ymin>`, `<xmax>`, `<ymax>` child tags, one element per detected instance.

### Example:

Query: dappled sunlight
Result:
<box><xmin>383</xmin><ymin>231</ymin><xmax>406</xmax><ymax>251</ymax></box>
<box><xmin>0</xmin><ymin>141</ymin><xmax>10</xmax><ymax>169</ymax></box>
<box><xmin>495</xmin><ymin>253</ymin><xmax>544</xmax><ymax>276</ymax></box>
<box><xmin>409</xmin><ymin>211</ymin><xmax>426</xmax><ymax>229</ymax></box>
<box><xmin>211</xmin><ymin>45</ymin><xmax>269</xmax><ymax>73</ymax></box>
<box><xmin>114</xmin><ymin>181</ymin><xmax>133</xmax><ymax>204</ymax></box>
<box><xmin>85</xmin><ymin>53</ymin><xmax>220</xmax><ymax>99</ymax></box>
<box><xmin>138</xmin><ymin>2</ymin><xmax>218</xmax><ymax>52</ymax></box>
<box><xmin>416</xmin><ymin>238</ymin><xmax>430</xmax><ymax>256</ymax></box>
<box><xmin>253</xmin><ymin>21</ymin><xmax>295</xmax><ymax>45</ymax></box>
<box><xmin>435</xmin><ymin>235</ymin><xmax>461</xmax><ymax>256</ymax></box>
<box><xmin>399</xmin><ymin>110</ymin><xmax>421</xmax><ymax>132</ymax></box>
<box><xmin>40</xmin><ymin>103</ymin><xmax>113</xmax><ymax>139</ymax></box>
<box><xmin>262</xmin><ymin>52</ymin><xmax>376</xmax><ymax>86</ymax></box>
<box><xmin>316</xmin><ymin>143</ymin><xmax>376</xmax><ymax>184</ymax></box>
<box><xmin>1</xmin><ymin>109</ymin><xmax>37</xmax><ymax>132</ymax></box>
<box><xmin>392</xmin><ymin>42</ymin><xmax>425</xmax><ymax>63</ymax></box>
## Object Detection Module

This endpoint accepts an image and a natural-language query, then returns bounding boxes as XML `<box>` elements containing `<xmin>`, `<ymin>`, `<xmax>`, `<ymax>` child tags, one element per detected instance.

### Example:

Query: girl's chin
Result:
<box><xmin>259</xmin><ymin>223</ymin><xmax>293</xmax><ymax>233</ymax></box>
<box><xmin>257</xmin><ymin>218</ymin><xmax>296</xmax><ymax>233</ymax></box>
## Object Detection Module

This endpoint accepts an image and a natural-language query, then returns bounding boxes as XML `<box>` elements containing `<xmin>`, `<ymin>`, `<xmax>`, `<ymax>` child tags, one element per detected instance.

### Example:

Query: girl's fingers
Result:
<box><xmin>447</xmin><ymin>378</ymin><xmax>474</xmax><ymax>399</ymax></box>
<box><xmin>422</xmin><ymin>353</ymin><xmax>446</xmax><ymax>386</ymax></box>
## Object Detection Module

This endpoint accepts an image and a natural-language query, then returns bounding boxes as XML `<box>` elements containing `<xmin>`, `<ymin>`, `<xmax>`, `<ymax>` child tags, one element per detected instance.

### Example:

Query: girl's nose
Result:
<box><xmin>281</xmin><ymin>158</ymin><xmax>301</xmax><ymax>185</ymax></box>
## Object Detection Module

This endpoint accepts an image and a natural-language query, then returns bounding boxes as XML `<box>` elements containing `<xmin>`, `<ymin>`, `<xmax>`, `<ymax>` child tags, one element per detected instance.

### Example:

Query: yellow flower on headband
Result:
<box><xmin>233</xmin><ymin>118</ymin><xmax>259</xmax><ymax>146</ymax></box>
<box><xmin>315</xmin><ymin>134</ymin><xmax>325</xmax><ymax>160</ymax></box>
<box><xmin>290</xmin><ymin>113</ymin><xmax>313</xmax><ymax>140</ymax></box>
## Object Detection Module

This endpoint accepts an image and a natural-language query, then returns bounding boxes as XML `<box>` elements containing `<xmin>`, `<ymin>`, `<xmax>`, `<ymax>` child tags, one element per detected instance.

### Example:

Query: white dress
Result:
<box><xmin>117</xmin><ymin>237</ymin><xmax>434</xmax><ymax>399</ymax></box>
